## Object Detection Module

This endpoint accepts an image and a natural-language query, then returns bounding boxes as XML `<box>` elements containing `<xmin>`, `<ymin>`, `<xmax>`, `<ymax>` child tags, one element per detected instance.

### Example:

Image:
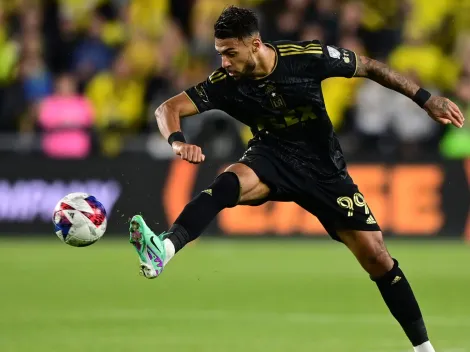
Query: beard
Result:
<box><xmin>239</xmin><ymin>55</ymin><xmax>256</xmax><ymax>78</ymax></box>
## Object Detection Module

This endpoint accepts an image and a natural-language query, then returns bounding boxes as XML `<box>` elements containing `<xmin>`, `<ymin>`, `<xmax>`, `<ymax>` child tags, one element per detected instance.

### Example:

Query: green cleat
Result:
<box><xmin>129</xmin><ymin>215</ymin><xmax>167</xmax><ymax>279</ymax></box>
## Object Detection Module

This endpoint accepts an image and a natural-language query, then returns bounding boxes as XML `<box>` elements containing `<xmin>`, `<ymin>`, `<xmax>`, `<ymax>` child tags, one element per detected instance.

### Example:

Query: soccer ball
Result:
<box><xmin>53</xmin><ymin>192</ymin><xmax>107</xmax><ymax>247</ymax></box>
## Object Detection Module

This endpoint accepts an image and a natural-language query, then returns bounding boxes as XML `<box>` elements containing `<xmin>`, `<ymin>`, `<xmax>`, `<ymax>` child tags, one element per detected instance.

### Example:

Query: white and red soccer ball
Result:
<box><xmin>53</xmin><ymin>192</ymin><xmax>107</xmax><ymax>247</ymax></box>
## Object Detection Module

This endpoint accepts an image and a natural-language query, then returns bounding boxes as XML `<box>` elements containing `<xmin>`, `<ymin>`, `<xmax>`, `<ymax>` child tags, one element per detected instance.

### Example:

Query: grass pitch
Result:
<box><xmin>0</xmin><ymin>237</ymin><xmax>469</xmax><ymax>352</ymax></box>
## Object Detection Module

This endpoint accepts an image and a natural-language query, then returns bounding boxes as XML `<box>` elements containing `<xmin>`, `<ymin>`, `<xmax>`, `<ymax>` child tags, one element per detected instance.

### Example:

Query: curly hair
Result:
<box><xmin>214</xmin><ymin>5</ymin><xmax>259</xmax><ymax>40</ymax></box>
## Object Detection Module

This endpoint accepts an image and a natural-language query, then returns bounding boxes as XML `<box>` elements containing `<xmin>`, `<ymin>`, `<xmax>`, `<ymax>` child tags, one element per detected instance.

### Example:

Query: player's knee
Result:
<box><xmin>365</xmin><ymin>249</ymin><xmax>393</xmax><ymax>276</ymax></box>
<box><xmin>356</xmin><ymin>234</ymin><xmax>393</xmax><ymax>277</ymax></box>
<box><xmin>205</xmin><ymin>172</ymin><xmax>240</xmax><ymax>208</ymax></box>
<box><xmin>358</xmin><ymin>235</ymin><xmax>394</xmax><ymax>277</ymax></box>
<box><xmin>224</xmin><ymin>162</ymin><xmax>270</xmax><ymax>204</ymax></box>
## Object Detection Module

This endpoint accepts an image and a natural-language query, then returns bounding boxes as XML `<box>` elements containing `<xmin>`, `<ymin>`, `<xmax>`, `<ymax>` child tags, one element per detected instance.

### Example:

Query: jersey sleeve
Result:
<box><xmin>315</xmin><ymin>43</ymin><xmax>358</xmax><ymax>80</ymax></box>
<box><xmin>184</xmin><ymin>69</ymin><xmax>228</xmax><ymax>113</ymax></box>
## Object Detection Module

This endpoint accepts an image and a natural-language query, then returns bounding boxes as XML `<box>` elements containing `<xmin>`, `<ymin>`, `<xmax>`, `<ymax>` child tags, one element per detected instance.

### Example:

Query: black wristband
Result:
<box><xmin>168</xmin><ymin>131</ymin><xmax>186</xmax><ymax>146</ymax></box>
<box><xmin>413</xmin><ymin>88</ymin><xmax>431</xmax><ymax>108</ymax></box>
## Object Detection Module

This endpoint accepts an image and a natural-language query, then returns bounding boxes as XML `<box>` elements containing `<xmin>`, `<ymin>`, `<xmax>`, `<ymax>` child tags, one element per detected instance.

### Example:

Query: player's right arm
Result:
<box><xmin>155</xmin><ymin>93</ymin><xmax>205</xmax><ymax>164</ymax></box>
<box><xmin>155</xmin><ymin>68</ymin><xmax>227</xmax><ymax>164</ymax></box>
<box><xmin>155</xmin><ymin>92</ymin><xmax>199</xmax><ymax>139</ymax></box>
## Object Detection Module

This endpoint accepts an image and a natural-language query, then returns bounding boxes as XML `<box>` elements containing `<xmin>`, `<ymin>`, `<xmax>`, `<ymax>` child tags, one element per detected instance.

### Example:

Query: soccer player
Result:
<box><xmin>129</xmin><ymin>6</ymin><xmax>465</xmax><ymax>352</ymax></box>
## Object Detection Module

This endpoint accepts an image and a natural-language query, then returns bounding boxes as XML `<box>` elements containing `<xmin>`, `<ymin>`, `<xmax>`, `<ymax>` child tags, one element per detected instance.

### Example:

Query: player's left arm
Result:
<box><xmin>354</xmin><ymin>55</ymin><xmax>465</xmax><ymax>128</ymax></box>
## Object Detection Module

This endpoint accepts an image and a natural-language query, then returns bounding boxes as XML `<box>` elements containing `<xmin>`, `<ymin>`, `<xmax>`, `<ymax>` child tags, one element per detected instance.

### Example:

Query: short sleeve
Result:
<box><xmin>184</xmin><ymin>69</ymin><xmax>228</xmax><ymax>113</ymax></box>
<box><xmin>317</xmin><ymin>44</ymin><xmax>358</xmax><ymax>80</ymax></box>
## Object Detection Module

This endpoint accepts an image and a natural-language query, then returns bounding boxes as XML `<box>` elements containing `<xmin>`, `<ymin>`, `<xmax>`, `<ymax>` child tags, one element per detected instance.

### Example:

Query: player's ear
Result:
<box><xmin>252</xmin><ymin>36</ymin><xmax>262</xmax><ymax>53</ymax></box>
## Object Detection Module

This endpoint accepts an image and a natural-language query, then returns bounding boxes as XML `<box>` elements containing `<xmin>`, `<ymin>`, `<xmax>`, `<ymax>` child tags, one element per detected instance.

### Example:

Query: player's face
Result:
<box><xmin>215</xmin><ymin>37</ymin><xmax>257</xmax><ymax>79</ymax></box>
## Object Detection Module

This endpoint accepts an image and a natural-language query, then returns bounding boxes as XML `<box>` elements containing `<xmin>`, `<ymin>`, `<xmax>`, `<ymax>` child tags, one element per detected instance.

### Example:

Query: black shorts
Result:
<box><xmin>238</xmin><ymin>134</ymin><xmax>381</xmax><ymax>241</ymax></box>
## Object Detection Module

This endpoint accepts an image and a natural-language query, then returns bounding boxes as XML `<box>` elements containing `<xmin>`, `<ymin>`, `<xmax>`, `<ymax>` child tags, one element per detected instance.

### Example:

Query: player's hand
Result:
<box><xmin>424</xmin><ymin>96</ymin><xmax>465</xmax><ymax>128</ymax></box>
<box><xmin>172</xmin><ymin>142</ymin><xmax>205</xmax><ymax>164</ymax></box>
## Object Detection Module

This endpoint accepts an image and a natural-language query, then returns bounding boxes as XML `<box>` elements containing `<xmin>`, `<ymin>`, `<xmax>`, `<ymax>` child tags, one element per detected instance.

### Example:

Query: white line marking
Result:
<box><xmin>12</xmin><ymin>309</ymin><xmax>470</xmax><ymax>328</ymax></box>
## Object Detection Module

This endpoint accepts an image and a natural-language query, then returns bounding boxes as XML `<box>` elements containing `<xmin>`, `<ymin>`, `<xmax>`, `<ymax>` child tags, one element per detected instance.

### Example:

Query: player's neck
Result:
<box><xmin>251</xmin><ymin>43</ymin><xmax>277</xmax><ymax>80</ymax></box>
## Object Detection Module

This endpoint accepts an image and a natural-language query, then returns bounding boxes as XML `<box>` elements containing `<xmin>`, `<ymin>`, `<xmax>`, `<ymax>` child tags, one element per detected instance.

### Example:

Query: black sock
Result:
<box><xmin>372</xmin><ymin>259</ymin><xmax>429</xmax><ymax>346</ymax></box>
<box><xmin>167</xmin><ymin>172</ymin><xmax>240</xmax><ymax>252</ymax></box>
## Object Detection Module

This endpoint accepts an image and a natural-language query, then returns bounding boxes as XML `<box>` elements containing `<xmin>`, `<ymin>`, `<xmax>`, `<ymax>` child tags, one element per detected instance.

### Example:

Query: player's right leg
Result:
<box><xmin>129</xmin><ymin>162</ymin><xmax>270</xmax><ymax>278</ymax></box>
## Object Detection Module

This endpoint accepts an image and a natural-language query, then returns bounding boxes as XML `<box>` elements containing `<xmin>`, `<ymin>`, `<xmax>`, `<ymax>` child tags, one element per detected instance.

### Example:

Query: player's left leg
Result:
<box><xmin>129</xmin><ymin>162</ymin><xmax>272</xmax><ymax>278</ymax></box>
<box><xmin>337</xmin><ymin>229</ymin><xmax>435</xmax><ymax>352</ymax></box>
<box><xmin>296</xmin><ymin>173</ymin><xmax>436</xmax><ymax>352</ymax></box>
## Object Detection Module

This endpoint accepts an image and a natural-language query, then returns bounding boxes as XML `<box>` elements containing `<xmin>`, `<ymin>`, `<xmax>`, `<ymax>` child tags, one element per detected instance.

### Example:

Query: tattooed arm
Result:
<box><xmin>354</xmin><ymin>55</ymin><xmax>465</xmax><ymax>128</ymax></box>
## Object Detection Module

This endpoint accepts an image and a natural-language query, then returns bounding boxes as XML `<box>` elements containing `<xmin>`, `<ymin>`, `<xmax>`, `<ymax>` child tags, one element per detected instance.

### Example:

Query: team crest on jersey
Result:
<box><xmin>270</xmin><ymin>94</ymin><xmax>286</xmax><ymax>109</ymax></box>
<box><xmin>263</xmin><ymin>81</ymin><xmax>286</xmax><ymax>109</ymax></box>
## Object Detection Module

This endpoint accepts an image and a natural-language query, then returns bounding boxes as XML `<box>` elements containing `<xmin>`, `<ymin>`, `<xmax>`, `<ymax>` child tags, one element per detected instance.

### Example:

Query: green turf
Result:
<box><xmin>0</xmin><ymin>237</ymin><xmax>469</xmax><ymax>352</ymax></box>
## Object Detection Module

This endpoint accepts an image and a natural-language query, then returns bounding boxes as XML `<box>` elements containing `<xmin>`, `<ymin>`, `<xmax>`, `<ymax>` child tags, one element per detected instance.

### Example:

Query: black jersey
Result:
<box><xmin>185</xmin><ymin>40</ymin><xmax>358</xmax><ymax>180</ymax></box>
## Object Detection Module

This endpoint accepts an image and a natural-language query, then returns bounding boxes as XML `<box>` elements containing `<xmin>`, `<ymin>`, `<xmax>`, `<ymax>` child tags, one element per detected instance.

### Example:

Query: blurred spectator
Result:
<box><xmin>403</xmin><ymin>0</ymin><xmax>451</xmax><ymax>44</ymax></box>
<box><xmin>299</xmin><ymin>22</ymin><xmax>325</xmax><ymax>43</ymax></box>
<box><xmin>86</xmin><ymin>52</ymin><xmax>144</xmax><ymax>157</ymax></box>
<box><xmin>72</xmin><ymin>9</ymin><xmax>114</xmax><ymax>87</ymax></box>
<box><xmin>388</xmin><ymin>33</ymin><xmax>460</xmax><ymax>94</ymax></box>
<box><xmin>122</xmin><ymin>31</ymin><xmax>156</xmax><ymax>80</ymax></box>
<box><xmin>21</xmin><ymin>4</ymin><xmax>42</xmax><ymax>34</ymax></box>
<box><xmin>17</xmin><ymin>5</ymin><xmax>52</xmax><ymax>105</ymax></box>
<box><xmin>125</xmin><ymin>0</ymin><xmax>169</xmax><ymax>39</ymax></box>
<box><xmin>355</xmin><ymin>69</ymin><xmax>440</xmax><ymax>157</ymax></box>
<box><xmin>0</xmin><ymin>7</ymin><xmax>19</xmax><ymax>85</ymax></box>
<box><xmin>307</xmin><ymin>0</ymin><xmax>338</xmax><ymax>45</ymax></box>
<box><xmin>38</xmin><ymin>73</ymin><xmax>94</xmax><ymax>158</ymax></box>
<box><xmin>0</xmin><ymin>6</ymin><xmax>23</xmax><ymax>131</ymax></box>
<box><xmin>454</xmin><ymin>33</ymin><xmax>470</xmax><ymax>78</ymax></box>
<box><xmin>170</xmin><ymin>0</ymin><xmax>196</xmax><ymax>37</ymax></box>
<box><xmin>359</xmin><ymin>0</ymin><xmax>407</xmax><ymax>58</ymax></box>
<box><xmin>57</xmin><ymin>0</ymin><xmax>106</xmax><ymax>31</ymax></box>
<box><xmin>257</xmin><ymin>0</ymin><xmax>315</xmax><ymax>41</ymax></box>
<box><xmin>188</xmin><ymin>0</ymin><xmax>237</xmax><ymax>65</ymax></box>
<box><xmin>145</xmin><ymin>19</ymin><xmax>192</xmax><ymax>123</ymax></box>
<box><xmin>0</xmin><ymin>79</ymin><xmax>25</xmax><ymax>132</ymax></box>
<box><xmin>42</xmin><ymin>2</ymin><xmax>80</xmax><ymax>74</ymax></box>
<box><xmin>0</xmin><ymin>0</ymin><xmax>468</xmax><ymax>160</ymax></box>
<box><xmin>338</xmin><ymin>1</ymin><xmax>363</xmax><ymax>38</ymax></box>
<box><xmin>20</xmin><ymin>32</ymin><xmax>53</xmax><ymax>104</ymax></box>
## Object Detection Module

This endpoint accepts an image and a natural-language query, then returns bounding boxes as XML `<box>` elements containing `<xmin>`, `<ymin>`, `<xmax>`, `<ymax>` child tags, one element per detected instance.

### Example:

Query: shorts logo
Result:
<box><xmin>202</xmin><ymin>189</ymin><xmax>213</xmax><ymax>196</ymax></box>
<box><xmin>366</xmin><ymin>215</ymin><xmax>376</xmax><ymax>224</ymax></box>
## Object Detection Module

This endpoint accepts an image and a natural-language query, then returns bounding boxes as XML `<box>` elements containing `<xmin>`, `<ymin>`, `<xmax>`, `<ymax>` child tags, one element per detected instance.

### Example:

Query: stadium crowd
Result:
<box><xmin>0</xmin><ymin>0</ymin><xmax>469</xmax><ymax>159</ymax></box>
